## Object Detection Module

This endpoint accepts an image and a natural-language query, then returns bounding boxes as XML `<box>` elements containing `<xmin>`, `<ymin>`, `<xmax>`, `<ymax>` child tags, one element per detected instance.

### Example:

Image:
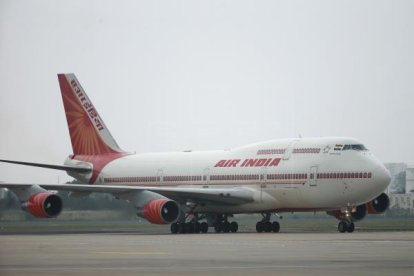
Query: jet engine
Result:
<box><xmin>367</xmin><ymin>193</ymin><xmax>389</xmax><ymax>214</ymax></box>
<box><xmin>350</xmin><ymin>204</ymin><xmax>367</xmax><ymax>221</ymax></box>
<box><xmin>143</xmin><ymin>198</ymin><xmax>180</xmax><ymax>224</ymax></box>
<box><xmin>22</xmin><ymin>192</ymin><xmax>63</xmax><ymax>218</ymax></box>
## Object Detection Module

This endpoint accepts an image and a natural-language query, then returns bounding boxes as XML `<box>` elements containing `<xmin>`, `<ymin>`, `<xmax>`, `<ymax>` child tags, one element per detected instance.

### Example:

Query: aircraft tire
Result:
<box><xmin>338</xmin><ymin>221</ymin><xmax>348</xmax><ymax>233</ymax></box>
<box><xmin>347</xmin><ymin>222</ymin><xmax>355</xmax><ymax>233</ymax></box>
<box><xmin>256</xmin><ymin>221</ymin><xmax>264</xmax><ymax>233</ymax></box>
<box><xmin>214</xmin><ymin>224</ymin><xmax>222</xmax><ymax>233</ymax></box>
<box><xmin>264</xmin><ymin>221</ymin><xmax>272</xmax><ymax>232</ymax></box>
<box><xmin>223</xmin><ymin>221</ymin><xmax>230</xmax><ymax>233</ymax></box>
<box><xmin>186</xmin><ymin>223</ymin><xmax>195</xmax><ymax>233</ymax></box>
<box><xmin>170</xmin><ymin>223</ymin><xmax>178</xmax><ymax>234</ymax></box>
<box><xmin>230</xmin><ymin>221</ymin><xmax>238</xmax><ymax>233</ymax></box>
<box><xmin>272</xmin><ymin>221</ymin><xmax>280</xmax><ymax>233</ymax></box>
<box><xmin>200</xmin><ymin>222</ymin><xmax>209</xmax><ymax>233</ymax></box>
<box><xmin>193</xmin><ymin>222</ymin><xmax>201</xmax><ymax>233</ymax></box>
<box><xmin>178</xmin><ymin>223</ymin><xmax>186</xmax><ymax>234</ymax></box>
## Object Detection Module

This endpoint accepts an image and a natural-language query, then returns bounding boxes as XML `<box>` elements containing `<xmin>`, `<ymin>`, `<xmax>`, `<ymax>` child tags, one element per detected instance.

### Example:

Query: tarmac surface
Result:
<box><xmin>0</xmin><ymin>231</ymin><xmax>413</xmax><ymax>276</ymax></box>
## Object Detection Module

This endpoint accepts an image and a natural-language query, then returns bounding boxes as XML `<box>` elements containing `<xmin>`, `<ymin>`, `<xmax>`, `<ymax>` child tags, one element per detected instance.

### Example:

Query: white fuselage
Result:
<box><xmin>68</xmin><ymin>137</ymin><xmax>390</xmax><ymax>214</ymax></box>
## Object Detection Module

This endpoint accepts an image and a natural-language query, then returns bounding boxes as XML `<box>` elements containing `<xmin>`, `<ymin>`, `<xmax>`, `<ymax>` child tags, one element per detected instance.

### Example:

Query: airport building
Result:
<box><xmin>389</xmin><ymin>193</ymin><xmax>414</xmax><ymax>211</ymax></box>
<box><xmin>384</xmin><ymin>163</ymin><xmax>408</xmax><ymax>194</ymax></box>
<box><xmin>384</xmin><ymin>163</ymin><xmax>414</xmax><ymax>212</ymax></box>
<box><xmin>406</xmin><ymin>167</ymin><xmax>414</xmax><ymax>193</ymax></box>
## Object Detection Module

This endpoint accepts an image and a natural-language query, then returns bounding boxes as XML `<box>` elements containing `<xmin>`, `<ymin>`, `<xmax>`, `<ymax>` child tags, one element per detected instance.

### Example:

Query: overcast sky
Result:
<box><xmin>0</xmin><ymin>0</ymin><xmax>413</xmax><ymax>183</ymax></box>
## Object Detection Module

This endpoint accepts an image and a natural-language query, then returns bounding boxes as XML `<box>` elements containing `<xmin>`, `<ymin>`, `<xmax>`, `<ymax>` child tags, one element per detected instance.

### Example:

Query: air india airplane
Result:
<box><xmin>0</xmin><ymin>74</ymin><xmax>391</xmax><ymax>234</ymax></box>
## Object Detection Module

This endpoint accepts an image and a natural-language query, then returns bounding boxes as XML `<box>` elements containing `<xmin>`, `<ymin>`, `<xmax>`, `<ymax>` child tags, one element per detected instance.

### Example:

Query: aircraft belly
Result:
<box><xmin>296</xmin><ymin>181</ymin><xmax>376</xmax><ymax>209</ymax></box>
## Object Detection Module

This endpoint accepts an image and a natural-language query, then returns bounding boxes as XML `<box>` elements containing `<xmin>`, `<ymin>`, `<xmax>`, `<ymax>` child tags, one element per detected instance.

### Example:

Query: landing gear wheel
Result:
<box><xmin>272</xmin><ymin>221</ymin><xmax>280</xmax><ymax>233</ymax></box>
<box><xmin>264</xmin><ymin>221</ymin><xmax>272</xmax><ymax>232</ymax></box>
<box><xmin>170</xmin><ymin>223</ymin><xmax>178</xmax><ymax>234</ymax></box>
<box><xmin>256</xmin><ymin>221</ymin><xmax>264</xmax><ymax>233</ymax></box>
<box><xmin>200</xmin><ymin>222</ymin><xmax>209</xmax><ymax>233</ymax></box>
<box><xmin>185</xmin><ymin>223</ymin><xmax>194</xmax><ymax>233</ymax></box>
<box><xmin>347</xmin><ymin>222</ymin><xmax>355</xmax><ymax>233</ymax></box>
<box><xmin>230</xmin><ymin>222</ymin><xmax>238</xmax><ymax>233</ymax></box>
<box><xmin>214</xmin><ymin>224</ymin><xmax>222</xmax><ymax>233</ymax></box>
<box><xmin>193</xmin><ymin>222</ymin><xmax>201</xmax><ymax>233</ymax></box>
<box><xmin>178</xmin><ymin>222</ymin><xmax>186</xmax><ymax>234</ymax></box>
<box><xmin>338</xmin><ymin>221</ymin><xmax>348</xmax><ymax>233</ymax></box>
<box><xmin>223</xmin><ymin>221</ymin><xmax>230</xmax><ymax>233</ymax></box>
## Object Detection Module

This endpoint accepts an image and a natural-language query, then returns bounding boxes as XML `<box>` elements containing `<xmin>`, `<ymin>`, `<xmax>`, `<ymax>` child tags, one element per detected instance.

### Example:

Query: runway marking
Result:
<box><xmin>93</xmin><ymin>251</ymin><xmax>169</xmax><ymax>255</ymax></box>
<box><xmin>1</xmin><ymin>263</ymin><xmax>414</xmax><ymax>272</ymax></box>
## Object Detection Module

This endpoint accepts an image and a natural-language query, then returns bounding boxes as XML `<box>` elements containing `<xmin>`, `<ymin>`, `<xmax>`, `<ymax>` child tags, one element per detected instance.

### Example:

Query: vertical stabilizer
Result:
<box><xmin>58</xmin><ymin>74</ymin><xmax>125</xmax><ymax>156</ymax></box>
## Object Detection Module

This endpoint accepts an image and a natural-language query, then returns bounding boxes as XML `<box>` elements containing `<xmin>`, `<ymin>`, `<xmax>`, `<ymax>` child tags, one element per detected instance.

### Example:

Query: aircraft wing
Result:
<box><xmin>0</xmin><ymin>183</ymin><xmax>255</xmax><ymax>206</ymax></box>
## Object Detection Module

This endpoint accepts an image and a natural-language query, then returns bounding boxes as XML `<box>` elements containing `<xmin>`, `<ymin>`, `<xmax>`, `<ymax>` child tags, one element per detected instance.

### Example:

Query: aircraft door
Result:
<box><xmin>157</xmin><ymin>169</ymin><xmax>163</xmax><ymax>184</ymax></box>
<box><xmin>260</xmin><ymin>167</ymin><xmax>267</xmax><ymax>201</ymax></box>
<box><xmin>203</xmin><ymin>168</ymin><xmax>210</xmax><ymax>187</ymax></box>
<box><xmin>283</xmin><ymin>140</ymin><xmax>299</xmax><ymax>160</ymax></box>
<box><xmin>309</xmin><ymin>166</ymin><xmax>318</xmax><ymax>186</ymax></box>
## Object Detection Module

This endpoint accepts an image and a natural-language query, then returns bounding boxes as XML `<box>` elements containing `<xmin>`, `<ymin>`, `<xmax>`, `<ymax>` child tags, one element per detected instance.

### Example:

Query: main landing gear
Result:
<box><xmin>214</xmin><ymin>220</ymin><xmax>238</xmax><ymax>233</ymax></box>
<box><xmin>170</xmin><ymin>221</ymin><xmax>209</xmax><ymax>234</ymax></box>
<box><xmin>170</xmin><ymin>213</ymin><xmax>239</xmax><ymax>234</ymax></box>
<box><xmin>212</xmin><ymin>213</ymin><xmax>238</xmax><ymax>233</ymax></box>
<box><xmin>256</xmin><ymin>213</ymin><xmax>280</xmax><ymax>233</ymax></box>
<box><xmin>170</xmin><ymin>213</ymin><xmax>209</xmax><ymax>234</ymax></box>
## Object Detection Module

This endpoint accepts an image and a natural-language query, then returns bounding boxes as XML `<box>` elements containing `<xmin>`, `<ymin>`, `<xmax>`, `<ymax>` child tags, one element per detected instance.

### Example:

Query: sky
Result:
<box><xmin>0</xmin><ymin>0</ymin><xmax>413</xmax><ymax>184</ymax></box>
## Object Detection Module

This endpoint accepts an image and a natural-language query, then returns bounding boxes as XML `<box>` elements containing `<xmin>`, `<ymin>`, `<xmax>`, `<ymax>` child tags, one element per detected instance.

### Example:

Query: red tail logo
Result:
<box><xmin>58</xmin><ymin>74</ymin><xmax>128</xmax><ymax>184</ymax></box>
<box><xmin>58</xmin><ymin>74</ymin><xmax>123</xmax><ymax>156</ymax></box>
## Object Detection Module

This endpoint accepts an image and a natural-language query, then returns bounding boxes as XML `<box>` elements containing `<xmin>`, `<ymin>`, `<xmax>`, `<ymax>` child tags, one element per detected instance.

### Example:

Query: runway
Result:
<box><xmin>1</xmin><ymin>231</ymin><xmax>413</xmax><ymax>275</ymax></box>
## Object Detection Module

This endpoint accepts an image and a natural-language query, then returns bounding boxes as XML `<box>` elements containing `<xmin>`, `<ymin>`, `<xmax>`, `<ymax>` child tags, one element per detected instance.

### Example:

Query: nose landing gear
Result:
<box><xmin>338</xmin><ymin>220</ymin><xmax>355</xmax><ymax>233</ymax></box>
<box><xmin>337</xmin><ymin>207</ymin><xmax>356</xmax><ymax>233</ymax></box>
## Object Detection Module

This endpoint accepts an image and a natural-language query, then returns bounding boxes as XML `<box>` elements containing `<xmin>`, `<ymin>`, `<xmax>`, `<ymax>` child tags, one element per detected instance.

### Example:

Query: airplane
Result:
<box><xmin>0</xmin><ymin>74</ymin><xmax>391</xmax><ymax>234</ymax></box>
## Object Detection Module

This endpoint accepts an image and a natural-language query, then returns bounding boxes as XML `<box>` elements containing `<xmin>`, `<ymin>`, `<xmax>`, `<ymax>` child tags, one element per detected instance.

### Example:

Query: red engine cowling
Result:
<box><xmin>367</xmin><ymin>193</ymin><xmax>389</xmax><ymax>214</ymax></box>
<box><xmin>23</xmin><ymin>192</ymin><xmax>63</xmax><ymax>218</ymax></box>
<box><xmin>143</xmin><ymin>198</ymin><xmax>179</xmax><ymax>224</ymax></box>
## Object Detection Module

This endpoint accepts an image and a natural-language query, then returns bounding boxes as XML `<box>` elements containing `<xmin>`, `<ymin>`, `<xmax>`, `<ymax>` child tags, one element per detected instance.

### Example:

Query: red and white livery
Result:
<box><xmin>0</xmin><ymin>74</ymin><xmax>391</xmax><ymax>233</ymax></box>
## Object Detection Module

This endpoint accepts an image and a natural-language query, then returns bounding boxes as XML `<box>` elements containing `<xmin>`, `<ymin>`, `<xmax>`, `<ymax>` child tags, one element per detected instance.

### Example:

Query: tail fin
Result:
<box><xmin>58</xmin><ymin>74</ymin><xmax>125</xmax><ymax>156</ymax></box>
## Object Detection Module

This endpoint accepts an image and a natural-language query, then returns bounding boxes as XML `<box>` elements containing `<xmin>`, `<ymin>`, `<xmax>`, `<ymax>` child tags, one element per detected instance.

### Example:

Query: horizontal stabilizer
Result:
<box><xmin>0</xmin><ymin>159</ymin><xmax>91</xmax><ymax>173</ymax></box>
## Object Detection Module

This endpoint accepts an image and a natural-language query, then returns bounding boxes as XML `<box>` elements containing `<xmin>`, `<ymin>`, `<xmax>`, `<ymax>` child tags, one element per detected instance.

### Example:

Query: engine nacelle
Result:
<box><xmin>367</xmin><ymin>193</ymin><xmax>389</xmax><ymax>214</ymax></box>
<box><xmin>22</xmin><ymin>192</ymin><xmax>63</xmax><ymax>218</ymax></box>
<box><xmin>351</xmin><ymin>204</ymin><xmax>367</xmax><ymax>221</ymax></box>
<box><xmin>143</xmin><ymin>198</ymin><xmax>179</xmax><ymax>224</ymax></box>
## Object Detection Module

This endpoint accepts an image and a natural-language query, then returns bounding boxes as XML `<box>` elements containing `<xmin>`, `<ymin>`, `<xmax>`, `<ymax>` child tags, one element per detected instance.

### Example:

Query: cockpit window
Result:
<box><xmin>343</xmin><ymin>144</ymin><xmax>367</xmax><ymax>151</ymax></box>
<box><xmin>352</xmin><ymin>144</ymin><xmax>367</xmax><ymax>151</ymax></box>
